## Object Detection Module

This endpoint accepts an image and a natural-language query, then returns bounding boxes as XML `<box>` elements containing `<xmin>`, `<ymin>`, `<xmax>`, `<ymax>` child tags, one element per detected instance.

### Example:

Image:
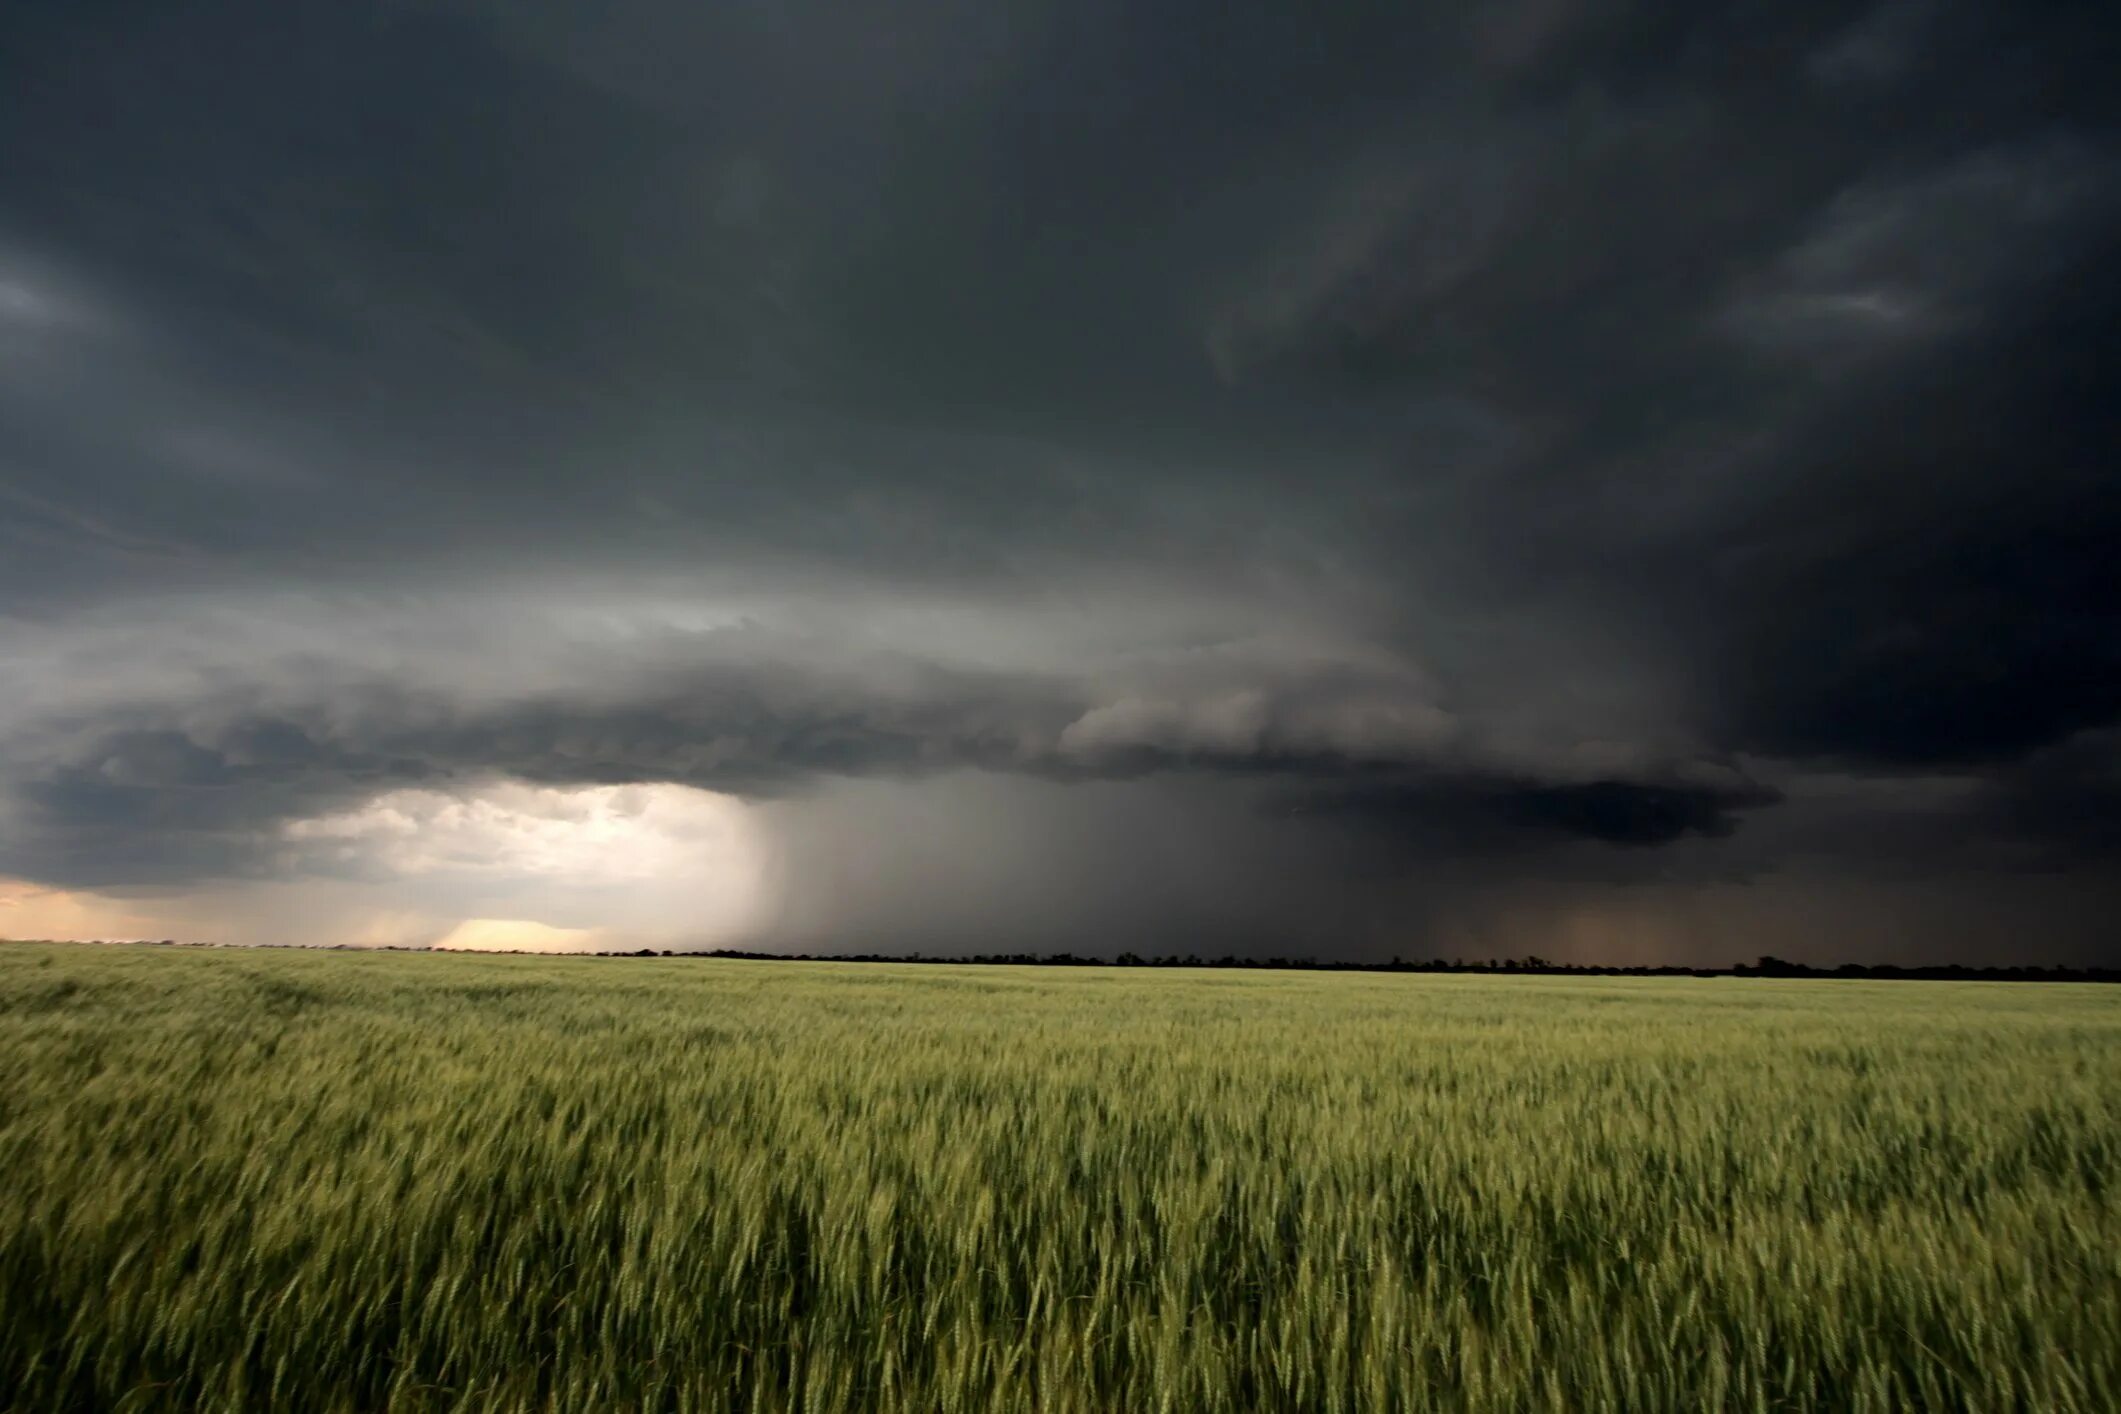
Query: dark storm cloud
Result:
<box><xmin>1</xmin><ymin>0</ymin><xmax>2117</xmax><ymax>958</ymax></box>
<box><xmin>1207</xmin><ymin>1</ymin><xmax>2119</xmax><ymax>777</ymax></box>
<box><xmin>1290</xmin><ymin>777</ymin><xmax>1781</xmax><ymax>852</ymax></box>
<box><xmin>1969</xmin><ymin>730</ymin><xmax>2121</xmax><ymax>866</ymax></box>
<box><xmin>1696</xmin><ymin>239</ymin><xmax>2121</xmax><ymax>766</ymax></box>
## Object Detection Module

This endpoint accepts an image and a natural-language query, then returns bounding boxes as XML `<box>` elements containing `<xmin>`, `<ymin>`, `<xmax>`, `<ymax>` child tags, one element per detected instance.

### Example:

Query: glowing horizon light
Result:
<box><xmin>431</xmin><ymin>918</ymin><xmax>609</xmax><ymax>952</ymax></box>
<box><xmin>281</xmin><ymin>781</ymin><xmax>776</xmax><ymax>950</ymax></box>
<box><xmin>0</xmin><ymin>877</ymin><xmax>161</xmax><ymax>941</ymax></box>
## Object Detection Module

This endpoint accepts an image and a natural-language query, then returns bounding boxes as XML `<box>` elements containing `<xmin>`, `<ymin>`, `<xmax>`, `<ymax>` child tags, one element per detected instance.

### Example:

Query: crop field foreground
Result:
<box><xmin>1</xmin><ymin>944</ymin><xmax>2116</xmax><ymax>1412</ymax></box>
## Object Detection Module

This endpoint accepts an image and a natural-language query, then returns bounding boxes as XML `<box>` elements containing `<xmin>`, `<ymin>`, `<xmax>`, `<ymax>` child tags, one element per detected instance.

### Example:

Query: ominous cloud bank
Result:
<box><xmin>1</xmin><ymin>0</ymin><xmax>2115</xmax><ymax>960</ymax></box>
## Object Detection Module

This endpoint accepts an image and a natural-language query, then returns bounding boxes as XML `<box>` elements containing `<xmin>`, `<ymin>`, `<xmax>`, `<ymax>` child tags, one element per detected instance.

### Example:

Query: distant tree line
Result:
<box><xmin>654</xmin><ymin>950</ymin><xmax>2121</xmax><ymax>983</ymax></box>
<box><xmin>12</xmin><ymin>938</ymin><xmax>2115</xmax><ymax>981</ymax></box>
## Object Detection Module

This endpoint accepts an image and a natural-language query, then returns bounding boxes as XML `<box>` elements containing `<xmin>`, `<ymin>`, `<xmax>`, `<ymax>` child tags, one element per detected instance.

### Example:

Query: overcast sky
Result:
<box><xmin>1</xmin><ymin>0</ymin><xmax>2115</xmax><ymax>961</ymax></box>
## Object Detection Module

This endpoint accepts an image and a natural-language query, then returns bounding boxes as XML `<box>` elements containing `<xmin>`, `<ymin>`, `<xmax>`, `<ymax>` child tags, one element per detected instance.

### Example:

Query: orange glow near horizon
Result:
<box><xmin>0</xmin><ymin>878</ymin><xmax>164</xmax><ymax>942</ymax></box>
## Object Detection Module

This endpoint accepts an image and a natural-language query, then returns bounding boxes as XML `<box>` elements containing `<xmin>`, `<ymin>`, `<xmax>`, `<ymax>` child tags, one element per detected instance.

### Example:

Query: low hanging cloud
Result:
<box><xmin>0</xmin><ymin>619</ymin><xmax>1769</xmax><ymax>898</ymax></box>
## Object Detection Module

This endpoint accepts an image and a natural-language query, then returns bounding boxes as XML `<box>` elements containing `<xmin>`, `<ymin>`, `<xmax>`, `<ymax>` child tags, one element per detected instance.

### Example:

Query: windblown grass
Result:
<box><xmin>1</xmin><ymin>943</ymin><xmax>2115</xmax><ymax>1411</ymax></box>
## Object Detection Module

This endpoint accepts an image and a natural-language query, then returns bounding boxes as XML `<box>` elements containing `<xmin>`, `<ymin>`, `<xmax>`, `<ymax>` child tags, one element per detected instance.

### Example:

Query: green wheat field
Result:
<box><xmin>2</xmin><ymin>944</ymin><xmax>2116</xmax><ymax>1412</ymax></box>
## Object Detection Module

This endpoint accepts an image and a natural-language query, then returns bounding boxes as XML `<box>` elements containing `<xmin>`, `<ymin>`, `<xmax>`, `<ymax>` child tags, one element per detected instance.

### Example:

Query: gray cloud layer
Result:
<box><xmin>1</xmin><ymin>0</ymin><xmax>2116</xmax><ymax>959</ymax></box>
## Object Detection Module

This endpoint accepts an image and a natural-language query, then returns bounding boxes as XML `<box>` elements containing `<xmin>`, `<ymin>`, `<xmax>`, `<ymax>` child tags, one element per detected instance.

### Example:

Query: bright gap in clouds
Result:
<box><xmin>283</xmin><ymin>782</ymin><xmax>750</xmax><ymax>885</ymax></box>
<box><xmin>0</xmin><ymin>785</ymin><xmax>778</xmax><ymax>951</ymax></box>
<box><xmin>278</xmin><ymin>782</ymin><xmax>775</xmax><ymax>951</ymax></box>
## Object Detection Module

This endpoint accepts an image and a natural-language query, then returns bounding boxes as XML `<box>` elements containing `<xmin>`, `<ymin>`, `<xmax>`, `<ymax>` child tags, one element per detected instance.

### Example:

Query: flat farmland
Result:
<box><xmin>1</xmin><ymin>944</ymin><xmax>2115</xmax><ymax>1411</ymax></box>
